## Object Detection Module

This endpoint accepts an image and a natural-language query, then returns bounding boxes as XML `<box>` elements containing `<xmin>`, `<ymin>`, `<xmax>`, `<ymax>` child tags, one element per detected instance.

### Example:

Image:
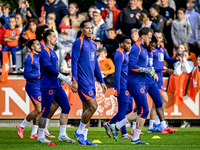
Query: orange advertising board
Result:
<box><xmin>0</xmin><ymin>78</ymin><xmax>199</xmax><ymax>119</ymax></box>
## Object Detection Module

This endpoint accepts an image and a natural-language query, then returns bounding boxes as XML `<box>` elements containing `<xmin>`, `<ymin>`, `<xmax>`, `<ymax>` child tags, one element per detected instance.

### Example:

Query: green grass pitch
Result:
<box><xmin>0</xmin><ymin>127</ymin><xmax>200</xmax><ymax>150</ymax></box>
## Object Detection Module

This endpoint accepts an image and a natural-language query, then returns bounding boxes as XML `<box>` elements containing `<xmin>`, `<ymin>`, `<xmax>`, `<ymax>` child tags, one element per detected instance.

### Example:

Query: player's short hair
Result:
<box><xmin>154</xmin><ymin>30</ymin><xmax>163</xmax><ymax>37</ymax></box>
<box><xmin>2</xmin><ymin>3</ymin><xmax>10</xmax><ymax>10</ymax></box>
<box><xmin>28</xmin><ymin>18</ymin><xmax>38</xmax><ymax>27</ymax></box>
<box><xmin>139</xmin><ymin>13</ymin><xmax>148</xmax><ymax>24</ymax></box>
<box><xmin>9</xmin><ymin>16</ymin><xmax>15</xmax><ymax>20</ymax></box>
<box><xmin>131</xmin><ymin>28</ymin><xmax>139</xmax><ymax>34</ymax></box>
<box><xmin>43</xmin><ymin>29</ymin><xmax>54</xmax><ymax>43</ymax></box>
<box><xmin>186</xmin><ymin>0</ymin><xmax>195</xmax><ymax>4</ymax></box>
<box><xmin>80</xmin><ymin>20</ymin><xmax>91</xmax><ymax>29</ymax></box>
<box><xmin>178</xmin><ymin>7</ymin><xmax>186</xmax><ymax>14</ymax></box>
<box><xmin>119</xmin><ymin>35</ymin><xmax>131</xmax><ymax>44</ymax></box>
<box><xmin>107</xmin><ymin>28</ymin><xmax>116</xmax><ymax>32</ymax></box>
<box><xmin>139</xmin><ymin>27</ymin><xmax>153</xmax><ymax>37</ymax></box>
<box><xmin>36</xmin><ymin>25</ymin><xmax>48</xmax><ymax>42</ymax></box>
<box><xmin>0</xmin><ymin>18</ymin><xmax>5</xmax><ymax>25</ymax></box>
<box><xmin>98</xmin><ymin>47</ymin><xmax>107</xmax><ymax>53</ymax></box>
<box><xmin>28</xmin><ymin>39</ymin><xmax>38</xmax><ymax>51</ymax></box>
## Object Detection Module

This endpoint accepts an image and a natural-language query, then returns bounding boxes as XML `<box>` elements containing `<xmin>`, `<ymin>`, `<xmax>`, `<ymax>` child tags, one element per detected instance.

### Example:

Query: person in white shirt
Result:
<box><xmin>174</xmin><ymin>50</ymin><xmax>194</xmax><ymax>76</ymax></box>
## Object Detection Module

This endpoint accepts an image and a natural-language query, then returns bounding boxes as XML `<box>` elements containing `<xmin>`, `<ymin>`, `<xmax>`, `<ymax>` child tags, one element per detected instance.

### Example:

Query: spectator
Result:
<box><xmin>168</xmin><ymin>0</ymin><xmax>176</xmax><ymax>11</ymax></box>
<box><xmin>47</xmin><ymin>11</ymin><xmax>56</xmax><ymax>21</ymax></box>
<box><xmin>97</xmin><ymin>47</ymin><xmax>115</xmax><ymax>76</ymax></box>
<box><xmin>137</xmin><ymin>0</ymin><xmax>149</xmax><ymax>16</ymax></box>
<box><xmin>101</xmin><ymin>0</ymin><xmax>121</xmax><ymax>29</ymax></box>
<box><xmin>103</xmin><ymin>28</ymin><xmax>119</xmax><ymax>60</ymax></box>
<box><xmin>139</xmin><ymin>13</ymin><xmax>159</xmax><ymax>32</ymax></box>
<box><xmin>159</xmin><ymin>0</ymin><xmax>175</xmax><ymax>57</ymax></box>
<box><xmin>26</xmin><ymin>7</ymin><xmax>39</xmax><ymax>22</ymax></box>
<box><xmin>115</xmin><ymin>0</ymin><xmax>142</xmax><ymax>37</ymax></box>
<box><xmin>2</xmin><ymin>3</ymin><xmax>13</xmax><ymax>29</ymax></box>
<box><xmin>46</xmin><ymin>18</ymin><xmax>58</xmax><ymax>40</ymax></box>
<box><xmin>149</xmin><ymin>4</ymin><xmax>165</xmax><ymax>32</ymax></box>
<box><xmin>171</xmin><ymin>8</ymin><xmax>192</xmax><ymax>49</ymax></box>
<box><xmin>195</xmin><ymin>14</ymin><xmax>200</xmax><ymax>52</ymax></box>
<box><xmin>86</xmin><ymin>5</ymin><xmax>97</xmax><ymax>21</ymax></box>
<box><xmin>0</xmin><ymin>1</ymin><xmax>3</xmax><ymax>17</ymax></box>
<box><xmin>94</xmin><ymin>0</ymin><xmax>119</xmax><ymax>11</ymax></box>
<box><xmin>185</xmin><ymin>0</ymin><xmax>199</xmax><ymax>58</ymax></box>
<box><xmin>91</xmin><ymin>9</ymin><xmax>109</xmax><ymax>41</ymax></box>
<box><xmin>15</xmin><ymin>13</ymin><xmax>28</xmax><ymax>34</ymax></box>
<box><xmin>40</xmin><ymin>0</ymin><xmax>68</xmax><ymax>28</ymax></box>
<box><xmin>131</xmin><ymin>28</ymin><xmax>139</xmax><ymax>45</ymax></box>
<box><xmin>195</xmin><ymin>0</ymin><xmax>200</xmax><ymax>12</ymax></box>
<box><xmin>0</xmin><ymin>18</ymin><xmax>5</xmax><ymax>68</ymax></box>
<box><xmin>35</xmin><ymin>24</ymin><xmax>48</xmax><ymax>49</ymax></box>
<box><xmin>94</xmin><ymin>37</ymin><xmax>103</xmax><ymax>50</ymax></box>
<box><xmin>13</xmin><ymin>0</ymin><xmax>29</xmax><ymax>16</ymax></box>
<box><xmin>0</xmin><ymin>16</ymin><xmax>20</xmax><ymax>73</ymax></box>
<box><xmin>61</xmin><ymin>3</ymin><xmax>85</xmax><ymax>31</ymax></box>
<box><xmin>18</xmin><ymin>18</ymin><xmax>38</xmax><ymax>72</ymax></box>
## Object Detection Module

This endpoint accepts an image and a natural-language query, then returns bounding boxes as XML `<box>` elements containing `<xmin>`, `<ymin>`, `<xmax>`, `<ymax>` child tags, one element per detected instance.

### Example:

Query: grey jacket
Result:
<box><xmin>171</xmin><ymin>19</ymin><xmax>192</xmax><ymax>45</ymax></box>
<box><xmin>195</xmin><ymin>15</ymin><xmax>200</xmax><ymax>41</ymax></box>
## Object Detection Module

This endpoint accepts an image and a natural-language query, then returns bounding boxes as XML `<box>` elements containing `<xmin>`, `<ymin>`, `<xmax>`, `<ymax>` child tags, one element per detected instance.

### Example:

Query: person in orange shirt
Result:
<box><xmin>0</xmin><ymin>16</ymin><xmax>20</xmax><ymax>73</ymax></box>
<box><xmin>98</xmin><ymin>47</ymin><xmax>115</xmax><ymax>77</ymax></box>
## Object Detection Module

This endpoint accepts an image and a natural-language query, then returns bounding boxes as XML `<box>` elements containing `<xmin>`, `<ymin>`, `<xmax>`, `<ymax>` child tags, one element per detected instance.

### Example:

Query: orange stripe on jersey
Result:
<box><xmin>40</xmin><ymin>106</ymin><xmax>45</xmax><ymax>116</ymax></box>
<box><xmin>72</xmin><ymin>76</ymin><xmax>77</xmax><ymax>83</ymax></box>
<box><xmin>118</xmin><ymin>47</ymin><xmax>124</xmax><ymax>61</ymax></box>
<box><xmin>134</xmin><ymin>105</ymin><xmax>137</xmax><ymax>110</ymax></box>
<box><xmin>136</xmin><ymin>41</ymin><xmax>142</xmax><ymax>55</ymax></box>
<box><xmin>31</xmin><ymin>95</ymin><xmax>40</xmax><ymax>105</ymax></box>
<box><xmin>81</xmin><ymin>90</ymin><xmax>92</xmax><ymax>100</ymax></box>
<box><xmin>139</xmin><ymin>106</ymin><xmax>143</xmax><ymax>117</ymax></box>
<box><xmin>159</xmin><ymin>89</ymin><xmax>164</xmax><ymax>93</ymax></box>
<box><xmin>44</xmin><ymin>46</ymin><xmax>51</xmax><ymax>58</ymax></box>
<box><xmin>129</xmin><ymin>69</ymin><xmax>139</xmax><ymax>72</ymax></box>
<box><xmin>30</xmin><ymin>52</ymin><xmax>34</xmax><ymax>64</ymax></box>
<box><xmin>80</xmin><ymin>34</ymin><xmax>84</xmax><ymax>49</ymax></box>
<box><xmin>40</xmin><ymin>39</ymin><xmax>45</xmax><ymax>47</ymax></box>
<box><xmin>160</xmin><ymin>70</ymin><xmax>166</xmax><ymax>73</ymax></box>
<box><xmin>114</xmin><ymin>90</ymin><xmax>117</xmax><ymax>97</ymax></box>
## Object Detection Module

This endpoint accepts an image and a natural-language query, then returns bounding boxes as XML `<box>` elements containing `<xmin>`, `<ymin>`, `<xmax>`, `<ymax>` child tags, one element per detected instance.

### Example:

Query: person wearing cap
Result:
<box><xmin>94</xmin><ymin>37</ymin><xmax>103</xmax><ymax>50</ymax></box>
<box><xmin>101</xmin><ymin>0</ymin><xmax>121</xmax><ymax>29</ymax></box>
<box><xmin>57</xmin><ymin>22</ymin><xmax>77</xmax><ymax>73</ymax></box>
<box><xmin>149</xmin><ymin>3</ymin><xmax>165</xmax><ymax>32</ymax></box>
<box><xmin>91</xmin><ymin>9</ymin><xmax>109</xmax><ymax>41</ymax></box>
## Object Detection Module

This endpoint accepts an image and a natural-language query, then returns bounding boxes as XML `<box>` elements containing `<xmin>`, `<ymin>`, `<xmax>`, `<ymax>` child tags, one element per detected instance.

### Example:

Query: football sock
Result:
<box><xmin>31</xmin><ymin>125</ymin><xmax>38</xmax><ymax>135</ymax></box>
<box><xmin>132</xmin><ymin>122</ymin><xmax>136</xmax><ymax>130</ymax></box>
<box><xmin>38</xmin><ymin>128</ymin><xmax>45</xmax><ymax>139</ymax></box>
<box><xmin>155</xmin><ymin>115</ymin><xmax>160</xmax><ymax>125</ymax></box>
<box><xmin>20</xmin><ymin>118</ymin><xmax>29</xmax><ymax>128</ymax></box>
<box><xmin>149</xmin><ymin>120</ymin><xmax>155</xmax><ymax>129</ymax></box>
<box><xmin>161</xmin><ymin>121</ymin><xmax>167</xmax><ymax>130</ymax></box>
<box><xmin>132</xmin><ymin>129</ymin><xmax>141</xmax><ymax>141</ymax></box>
<box><xmin>59</xmin><ymin>125</ymin><xmax>67</xmax><ymax>136</ymax></box>
<box><xmin>83</xmin><ymin>128</ymin><xmax>88</xmax><ymax>140</ymax></box>
<box><xmin>77</xmin><ymin>122</ymin><xmax>87</xmax><ymax>134</ymax></box>
<box><xmin>116</xmin><ymin>118</ymin><xmax>129</xmax><ymax>130</ymax></box>
<box><xmin>46</xmin><ymin>118</ymin><xmax>50</xmax><ymax>127</ymax></box>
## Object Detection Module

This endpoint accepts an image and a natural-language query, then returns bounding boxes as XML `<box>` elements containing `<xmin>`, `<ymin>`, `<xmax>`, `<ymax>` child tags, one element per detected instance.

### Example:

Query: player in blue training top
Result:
<box><xmin>149</xmin><ymin>30</ymin><xmax>180</xmax><ymax>132</ymax></box>
<box><xmin>37</xmin><ymin>30</ymin><xmax>74</xmax><ymax>144</ymax></box>
<box><xmin>109</xmin><ymin>27</ymin><xmax>155</xmax><ymax>145</ymax></box>
<box><xmin>72</xmin><ymin>20</ymin><xmax>107</xmax><ymax>146</ymax></box>
<box><xmin>103</xmin><ymin>36</ymin><xmax>133</xmax><ymax>139</ymax></box>
<box><xmin>145</xmin><ymin>37</ymin><xmax>178</xmax><ymax>134</ymax></box>
<box><xmin>17</xmin><ymin>39</ymin><xmax>42</xmax><ymax>139</ymax></box>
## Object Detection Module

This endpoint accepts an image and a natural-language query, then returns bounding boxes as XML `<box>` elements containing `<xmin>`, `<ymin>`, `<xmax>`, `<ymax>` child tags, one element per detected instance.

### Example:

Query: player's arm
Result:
<box><xmin>24</xmin><ymin>57</ymin><xmax>40</xmax><ymax>79</ymax></box>
<box><xmin>114</xmin><ymin>52</ymin><xmax>122</xmax><ymax>96</ymax></box>
<box><xmin>164</xmin><ymin>48</ymin><xmax>177</xmax><ymax>63</ymax></box>
<box><xmin>103</xmin><ymin>58</ymin><xmax>115</xmax><ymax>76</ymax></box>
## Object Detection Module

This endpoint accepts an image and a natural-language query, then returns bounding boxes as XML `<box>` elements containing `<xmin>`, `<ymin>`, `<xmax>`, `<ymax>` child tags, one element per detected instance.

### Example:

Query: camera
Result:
<box><xmin>22</xmin><ymin>0</ymin><xmax>26</xmax><ymax>4</ymax></box>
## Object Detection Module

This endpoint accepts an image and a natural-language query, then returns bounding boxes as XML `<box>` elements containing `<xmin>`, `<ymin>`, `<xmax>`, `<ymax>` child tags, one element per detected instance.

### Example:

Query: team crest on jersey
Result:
<box><xmin>89</xmin><ymin>91</ymin><xmax>93</xmax><ymax>96</ymax></box>
<box><xmin>140</xmin><ymin>88</ymin><xmax>144</xmax><ymax>93</ymax></box>
<box><xmin>90</xmin><ymin>51</ymin><xmax>95</xmax><ymax>61</ymax></box>
<box><xmin>12</xmin><ymin>32</ymin><xmax>16</xmax><ymax>36</ymax></box>
<box><xmin>125</xmin><ymin>90</ymin><xmax>129</xmax><ymax>96</ymax></box>
<box><xmin>105</xmin><ymin>64</ymin><xmax>108</xmax><ymax>68</ymax></box>
<box><xmin>158</xmin><ymin>53</ymin><xmax>164</xmax><ymax>61</ymax></box>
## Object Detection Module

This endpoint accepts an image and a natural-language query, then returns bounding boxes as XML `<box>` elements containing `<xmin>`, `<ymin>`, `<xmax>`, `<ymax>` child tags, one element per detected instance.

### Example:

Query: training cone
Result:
<box><xmin>92</xmin><ymin>140</ymin><xmax>102</xmax><ymax>143</ymax></box>
<box><xmin>48</xmin><ymin>141</ymin><xmax>57</xmax><ymax>146</ymax></box>
<box><xmin>152</xmin><ymin>135</ymin><xmax>161</xmax><ymax>139</ymax></box>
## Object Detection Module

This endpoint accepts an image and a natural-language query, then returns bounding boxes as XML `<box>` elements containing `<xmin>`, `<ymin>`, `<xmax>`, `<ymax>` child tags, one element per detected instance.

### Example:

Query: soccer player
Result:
<box><xmin>72</xmin><ymin>20</ymin><xmax>107</xmax><ymax>145</ymax></box>
<box><xmin>109</xmin><ymin>27</ymin><xmax>155</xmax><ymax>145</ymax></box>
<box><xmin>149</xmin><ymin>30</ymin><xmax>180</xmax><ymax>132</ymax></box>
<box><xmin>104</xmin><ymin>36</ymin><xmax>133</xmax><ymax>139</ymax></box>
<box><xmin>37</xmin><ymin>29</ymin><xmax>74</xmax><ymax>144</ymax></box>
<box><xmin>16</xmin><ymin>39</ymin><xmax>42</xmax><ymax>139</ymax></box>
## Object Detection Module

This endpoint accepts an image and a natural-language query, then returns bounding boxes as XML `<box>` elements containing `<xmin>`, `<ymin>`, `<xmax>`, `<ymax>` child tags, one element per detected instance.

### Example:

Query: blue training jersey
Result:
<box><xmin>114</xmin><ymin>47</ymin><xmax>129</xmax><ymax>96</ymax></box>
<box><xmin>71</xmin><ymin>34</ymin><xmax>104</xmax><ymax>85</ymax></box>
<box><xmin>39</xmin><ymin>46</ymin><xmax>61</xmax><ymax>88</ymax></box>
<box><xmin>152</xmin><ymin>45</ymin><xmax>176</xmax><ymax>82</ymax></box>
<box><xmin>24</xmin><ymin>52</ymin><xmax>40</xmax><ymax>91</ymax></box>
<box><xmin>127</xmin><ymin>41</ymin><xmax>148</xmax><ymax>86</ymax></box>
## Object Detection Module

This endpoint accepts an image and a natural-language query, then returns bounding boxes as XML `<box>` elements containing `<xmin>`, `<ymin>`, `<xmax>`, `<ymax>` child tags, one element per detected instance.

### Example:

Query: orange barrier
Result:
<box><xmin>0</xmin><ymin>78</ymin><xmax>199</xmax><ymax>119</ymax></box>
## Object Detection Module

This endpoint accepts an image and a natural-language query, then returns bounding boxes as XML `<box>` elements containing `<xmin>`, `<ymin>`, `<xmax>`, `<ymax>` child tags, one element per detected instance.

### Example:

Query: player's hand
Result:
<box><xmin>166</xmin><ymin>69</ymin><xmax>174</xmax><ymax>74</ymax></box>
<box><xmin>71</xmin><ymin>82</ymin><xmax>78</xmax><ymax>93</ymax></box>
<box><xmin>154</xmin><ymin>73</ymin><xmax>158</xmax><ymax>82</ymax></box>
<box><xmin>140</xmin><ymin>67</ymin><xmax>155</xmax><ymax>77</ymax></box>
<box><xmin>101</xmin><ymin>83</ymin><xmax>107</xmax><ymax>94</ymax></box>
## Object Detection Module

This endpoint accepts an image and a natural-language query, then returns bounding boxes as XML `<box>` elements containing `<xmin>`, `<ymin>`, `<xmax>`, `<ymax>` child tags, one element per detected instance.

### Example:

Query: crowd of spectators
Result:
<box><xmin>0</xmin><ymin>0</ymin><xmax>200</xmax><ymax>82</ymax></box>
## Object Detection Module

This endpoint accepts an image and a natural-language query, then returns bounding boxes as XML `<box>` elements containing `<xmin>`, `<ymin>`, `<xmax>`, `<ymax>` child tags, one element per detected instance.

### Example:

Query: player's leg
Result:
<box><xmin>54</xmin><ymin>87</ymin><xmax>75</xmax><ymax>143</ymax></box>
<box><xmin>10</xmin><ymin>46</ymin><xmax>19</xmax><ymax>73</ymax></box>
<box><xmin>37</xmin><ymin>89</ymin><xmax>54</xmax><ymax>143</ymax></box>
